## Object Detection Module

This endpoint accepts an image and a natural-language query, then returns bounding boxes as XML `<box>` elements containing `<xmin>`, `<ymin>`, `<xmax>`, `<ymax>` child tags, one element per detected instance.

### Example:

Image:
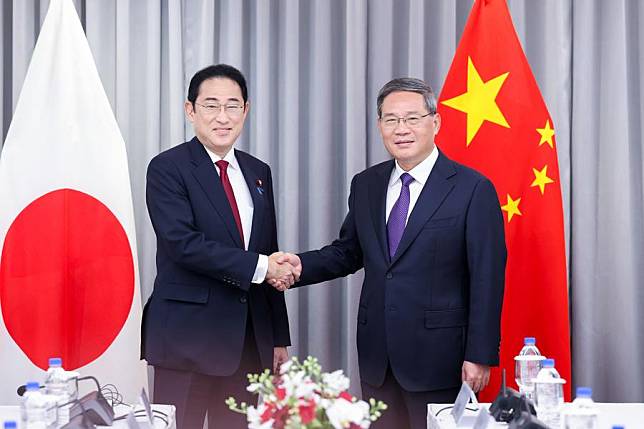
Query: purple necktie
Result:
<box><xmin>387</xmin><ymin>172</ymin><xmax>414</xmax><ymax>259</ymax></box>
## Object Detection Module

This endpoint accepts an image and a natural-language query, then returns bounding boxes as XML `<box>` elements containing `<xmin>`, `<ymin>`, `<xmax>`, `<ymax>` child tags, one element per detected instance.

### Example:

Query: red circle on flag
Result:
<box><xmin>0</xmin><ymin>189</ymin><xmax>134</xmax><ymax>370</ymax></box>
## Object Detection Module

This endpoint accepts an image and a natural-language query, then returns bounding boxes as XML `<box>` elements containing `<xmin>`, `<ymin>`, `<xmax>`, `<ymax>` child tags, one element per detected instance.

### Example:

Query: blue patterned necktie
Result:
<box><xmin>387</xmin><ymin>172</ymin><xmax>414</xmax><ymax>259</ymax></box>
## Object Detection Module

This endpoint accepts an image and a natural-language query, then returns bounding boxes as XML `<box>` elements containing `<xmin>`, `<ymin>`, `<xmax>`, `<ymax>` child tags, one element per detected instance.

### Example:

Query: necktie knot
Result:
<box><xmin>215</xmin><ymin>159</ymin><xmax>229</xmax><ymax>173</ymax></box>
<box><xmin>400</xmin><ymin>172</ymin><xmax>414</xmax><ymax>187</ymax></box>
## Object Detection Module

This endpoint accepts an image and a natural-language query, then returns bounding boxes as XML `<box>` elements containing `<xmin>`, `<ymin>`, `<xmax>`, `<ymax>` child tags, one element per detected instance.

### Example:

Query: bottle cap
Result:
<box><xmin>26</xmin><ymin>381</ymin><xmax>40</xmax><ymax>391</ymax></box>
<box><xmin>576</xmin><ymin>386</ymin><xmax>592</xmax><ymax>398</ymax></box>
<box><xmin>524</xmin><ymin>337</ymin><xmax>536</xmax><ymax>345</ymax></box>
<box><xmin>4</xmin><ymin>421</ymin><xmax>17</xmax><ymax>429</ymax></box>
<box><xmin>49</xmin><ymin>357</ymin><xmax>62</xmax><ymax>367</ymax></box>
<box><xmin>542</xmin><ymin>358</ymin><xmax>555</xmax><ymax>367</ymax></box>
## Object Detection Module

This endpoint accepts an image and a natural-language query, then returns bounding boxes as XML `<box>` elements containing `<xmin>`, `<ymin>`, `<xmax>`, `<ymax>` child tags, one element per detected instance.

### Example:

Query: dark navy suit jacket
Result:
<box><xmin>141</xmin><ymin>137</ymin><xmax>290</xmax><ymax>376</ymax></box>
<box><xmin>297</xmin><ymin>151</ymin><xmax>506</xmax><ymax>391</ymax></box>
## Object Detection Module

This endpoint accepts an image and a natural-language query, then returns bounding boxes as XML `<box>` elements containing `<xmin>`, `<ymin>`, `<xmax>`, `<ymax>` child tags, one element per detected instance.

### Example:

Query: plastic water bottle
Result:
<box><xmin>562</xmin><ymin>387</ymin><xmax>598</xmax><ymax>429</ymax></box>
<box><xmin>44</xmin><ymin>357</ymin><xmax>75</xmax><ymax>426</ymax></box>
<box><xmin>533</xmin><ymin>358</ymin><xmax>565</xmax><ymax>428</ymax></box>
<box><xmin>514</xmin><ymin>337</ymin><xmax>545</xmax><ymax>399</ymax></box>
<box><xmin>21</xmin><ymin>382</ymin><xmax>48</xmax><ymax>429</ymax></box>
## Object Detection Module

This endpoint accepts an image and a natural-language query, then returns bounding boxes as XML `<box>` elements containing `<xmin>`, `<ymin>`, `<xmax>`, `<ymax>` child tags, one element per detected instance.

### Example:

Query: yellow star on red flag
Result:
<box><xmin>501</xmin><ymin>194</ymin><xmax>522</xmax><ymax>222</ymax></box>
<box><xmin>441</xmin><ymin>56</ymin><xmax>510</xmax><ymax>146</ymax></box>
<box><xmin>531</xmin><ymin>165</ymin><xmax>555</xmax><ymax>195</ymax></box>
<box><xmin>536</xmin><ymin>119</ymin><xmax>555</xmax><ymax>148</ymax></box>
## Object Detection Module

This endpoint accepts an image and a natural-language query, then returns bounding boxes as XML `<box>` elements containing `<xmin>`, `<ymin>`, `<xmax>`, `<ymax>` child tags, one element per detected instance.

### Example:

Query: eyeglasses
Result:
<box><xmin>195</xmin><ymin>102</ymin><xmax>245</xmax><ymax>117</ymax></box>
<box><xmin>380</xmin><ymin>112</ymin><xmax>434</xmax><ymax>129</ymax></box>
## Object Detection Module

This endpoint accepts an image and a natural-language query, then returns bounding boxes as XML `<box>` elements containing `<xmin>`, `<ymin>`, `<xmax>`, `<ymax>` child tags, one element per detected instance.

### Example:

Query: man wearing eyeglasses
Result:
<box><xmin>274</xmin><ymin>78</ymin><xmax>506</xmax><ymax>429</ymax></box>
<box><xmin>141</xmin><ymin>64</ymin><xmax>296</xmax><ymax>428</ymax></box>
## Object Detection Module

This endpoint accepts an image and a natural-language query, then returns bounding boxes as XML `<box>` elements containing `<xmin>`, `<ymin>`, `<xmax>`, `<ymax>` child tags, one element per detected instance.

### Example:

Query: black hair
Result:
<box><xmin>187</xmin><ymin>64</ymin><xmax>248</xmax><ymax>105</ymax></box>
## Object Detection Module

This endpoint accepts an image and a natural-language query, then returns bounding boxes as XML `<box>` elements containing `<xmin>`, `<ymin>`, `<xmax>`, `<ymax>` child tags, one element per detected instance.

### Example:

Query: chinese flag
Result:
<box><xmin>437</xmin><ymin>0</ymin><xmax>571</xmax><ymax>401</ymax></box>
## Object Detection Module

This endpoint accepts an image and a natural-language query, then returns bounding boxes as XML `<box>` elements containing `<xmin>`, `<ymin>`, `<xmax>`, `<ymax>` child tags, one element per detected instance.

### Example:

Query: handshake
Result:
<box><xmin>265</xmin><ymin>252</ymin><xmax>301</xmax><ymax>291</ymax></box>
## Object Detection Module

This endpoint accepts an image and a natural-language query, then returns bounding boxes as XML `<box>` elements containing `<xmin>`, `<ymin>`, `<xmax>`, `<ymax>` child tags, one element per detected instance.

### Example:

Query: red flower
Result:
<box><xmin>272</xmin><ymin>405</ymin><xmax>290</xmax><ymax>429</ymax></box>
<box><xmin>260</xmin><ymin>402</ymin><xmax>276</xmax><ymax>423</ymax></box>
<box><xmin>298</xmin><ymin>399</ymin><xmax>317</xmax><ymax>424</ymax></box>
<box><xmin>339</xmin><ymin>391</ymin><xmax>354</xmax><ymax>402</ymax></box>
<box><xmin>349</xmin><ymin>423</ymin><xmax>362</xmax><ymax>429</ymax></box>
<box><xmin>276</xmin><ymin>387</ymin><xmax>287</xmax><ymax>401</ymax></box>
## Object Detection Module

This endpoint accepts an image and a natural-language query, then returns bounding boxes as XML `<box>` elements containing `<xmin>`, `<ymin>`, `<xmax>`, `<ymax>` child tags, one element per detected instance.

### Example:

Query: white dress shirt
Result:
<box><xmin>385</xmin><ymin>147</ymin><xmax>439</xmax><ymax>225</ymax></box>
<box><xmin>204</xmin><ymin>147</ymin><xmax>268</xmax><ymax>284</ymax></box>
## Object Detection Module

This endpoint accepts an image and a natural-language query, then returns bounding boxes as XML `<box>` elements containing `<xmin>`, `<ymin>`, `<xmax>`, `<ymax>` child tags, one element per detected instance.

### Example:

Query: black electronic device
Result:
<box><xmin>60</xmin><ymin>397</ymin><xmax>96</xmax><ymax>429</ymax></box>
<box><xmin>60</xmin><ymin>413</ymin><xmax>97</xmax><ymax>429</ymax></box>
<box><xmin>69</xmin><ymin>390</ymin><xmax>115</xmax><ymax>426</ymax></box>
<box><xmin>489</xmin><ymin>369</ymin><xmax>536</xmax><ymax>422</ymax></box>
<box><xmin>508</xmin><ymin>411</ymin><xmax>549</xmax><ymax>429</ymax></box>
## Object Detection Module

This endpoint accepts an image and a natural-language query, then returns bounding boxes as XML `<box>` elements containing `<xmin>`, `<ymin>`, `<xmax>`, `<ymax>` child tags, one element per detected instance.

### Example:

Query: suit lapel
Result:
<box><xmin>390</xmin><ymin>153</ymin><xmax>456</xmax><ymax>266</ymax></box>
<box><xmin>369</xmin><ymin>160</ymin><xmax>395</xmax><ymax>263</ymax></box>
<box><xmin>236</xmin><ymin>150</ymin><xmax>265</xmax><ymax>253</ymax></box>
<box><xmin>188</xmin><ymin>139</ymin><xmax>244</xmax><ymax>248</ymax></box>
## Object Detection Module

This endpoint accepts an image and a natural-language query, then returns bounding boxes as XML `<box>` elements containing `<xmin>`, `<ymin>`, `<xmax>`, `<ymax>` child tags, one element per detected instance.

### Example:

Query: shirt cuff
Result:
<box><xmin>252</xmin><ymin>254</ymin><xmax>269</xmax><ymax>284</ymax></box>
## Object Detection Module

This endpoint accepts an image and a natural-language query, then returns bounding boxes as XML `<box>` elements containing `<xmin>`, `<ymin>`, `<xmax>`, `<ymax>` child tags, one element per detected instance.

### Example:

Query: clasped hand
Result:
<box><xmin>265</xmin><ymin>252</ymin><xmax>301</xmax><ymax>291</ymax></box>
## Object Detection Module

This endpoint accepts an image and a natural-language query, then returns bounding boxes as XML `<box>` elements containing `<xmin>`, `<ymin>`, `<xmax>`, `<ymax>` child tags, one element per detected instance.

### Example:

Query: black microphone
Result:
<box><xmin>16</xmin><ymin>385</ymin><xmax>27</xmax><ymax>397</ymax></box>
<box><xmin>489</xmin><ymin>368</ymin><xmax>536</xmax><ymax>422</ymax></box>
<box><xmin>16</xmin><ymin>383</ymin><xmax>44</xmax><ymax>396</ymax></box>
<box><xmin>17</xmin><ymin>377</ymin><xmax>100</xmax><ymax>396</ymax></box>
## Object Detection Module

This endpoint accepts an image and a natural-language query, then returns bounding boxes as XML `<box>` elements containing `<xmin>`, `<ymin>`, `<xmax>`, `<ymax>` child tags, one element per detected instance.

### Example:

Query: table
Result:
<box><xmin>0</xmin><ymin>404</ymin><xmax>176</xmax><ymax>429</ymax></box>
<box><xmin>428</xmin><ymin>402</ymin><xmax>644</xmax><ymax>428</ymax></box>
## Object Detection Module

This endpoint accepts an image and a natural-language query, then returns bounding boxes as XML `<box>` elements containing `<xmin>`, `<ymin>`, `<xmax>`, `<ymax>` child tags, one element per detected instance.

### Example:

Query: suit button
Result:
<box><xmin>239</xmin><ymin>296</ymin><xmax>247</xmax><ymax>303</ymax></box>
<box><xmin>386</xmin><ymin>273</ymin><xmax>393</xmax><ymax>279</ymax></box>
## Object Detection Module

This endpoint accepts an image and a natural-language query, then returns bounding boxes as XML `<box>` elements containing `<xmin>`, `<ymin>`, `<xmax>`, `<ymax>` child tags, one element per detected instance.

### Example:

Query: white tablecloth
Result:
<box><xmin>0</xmin><ymin>403</ymin><xmax>176</xmax><ymax>429</ymax></box>
<box><xmin>428</xmin><ymin>402</ymin><xmax>644</xmax><ymax>428</ymax></box>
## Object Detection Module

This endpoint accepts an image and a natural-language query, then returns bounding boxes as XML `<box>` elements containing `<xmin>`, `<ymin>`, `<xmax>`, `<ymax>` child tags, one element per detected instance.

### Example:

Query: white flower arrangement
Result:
<box><xmin>227</xmin><ymin>356</ymin><xmax>387</xmax><ymax>429</ymax></box>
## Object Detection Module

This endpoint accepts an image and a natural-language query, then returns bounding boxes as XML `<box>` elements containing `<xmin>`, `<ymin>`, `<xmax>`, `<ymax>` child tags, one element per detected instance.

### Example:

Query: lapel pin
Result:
<box><xmin>255</xmin><ymin>179</ymin><xmax>264</xmax><ymax>195</ymax></box>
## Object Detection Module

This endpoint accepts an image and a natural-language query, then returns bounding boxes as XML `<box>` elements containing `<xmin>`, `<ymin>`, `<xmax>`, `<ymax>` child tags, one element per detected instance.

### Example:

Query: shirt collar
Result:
<box><xmin>388</xmin><ymin>146</ymin><xmax>439</xmax><ymax>188</ymax></box>
<box><xmin>203</xmin><ymin>146</ymin><xmax>240</xmax><ymax>171</ymax></box>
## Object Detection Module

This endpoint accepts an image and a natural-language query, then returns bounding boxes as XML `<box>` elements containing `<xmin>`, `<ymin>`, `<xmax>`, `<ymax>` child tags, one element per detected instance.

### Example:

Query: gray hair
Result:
<box><xmin>376</xmin><ymin>78</ymin><xmax>437</xmax><ymax>118</ymax></box>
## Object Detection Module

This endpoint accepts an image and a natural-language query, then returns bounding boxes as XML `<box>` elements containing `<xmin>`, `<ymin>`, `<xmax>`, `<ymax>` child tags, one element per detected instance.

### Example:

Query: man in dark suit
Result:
<box><xmin>273</xmin><ymin>78</ymin><xmax>506</xmax><ymax>429</ymax></box>
<box><xmin>142</xmin><ymin>64</ymin><xmax>297</xmax><ymax>429</ymax></box>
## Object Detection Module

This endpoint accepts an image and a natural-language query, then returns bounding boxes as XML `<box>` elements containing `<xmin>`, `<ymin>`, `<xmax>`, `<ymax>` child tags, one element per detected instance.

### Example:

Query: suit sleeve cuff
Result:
<box><xmin>252</xmin><ymin>254</ymin><xmax>269</xmax><ymax>284</ymax></box>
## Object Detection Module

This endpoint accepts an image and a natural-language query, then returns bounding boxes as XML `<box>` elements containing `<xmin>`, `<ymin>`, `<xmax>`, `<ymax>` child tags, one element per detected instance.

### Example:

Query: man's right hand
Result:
<box><xmin>266</xmin><ymin>252</ymin><xmax>301</xmax><ymax>291</ymax></box>
<box><xmin>266</xmin><ymin>252</ymin><xmax>298</xmax><ymax>290</ymax></box>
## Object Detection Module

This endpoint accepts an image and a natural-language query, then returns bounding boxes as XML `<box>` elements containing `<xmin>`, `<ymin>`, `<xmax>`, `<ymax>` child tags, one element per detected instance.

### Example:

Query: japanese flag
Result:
<box><xmin>0</xmin><ymin>0</ymin><xmax>146</xmax><ymax>403</ymax></box>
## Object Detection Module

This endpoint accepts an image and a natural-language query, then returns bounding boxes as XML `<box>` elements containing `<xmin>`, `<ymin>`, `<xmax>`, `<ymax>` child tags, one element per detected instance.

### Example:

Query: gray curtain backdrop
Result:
<box><xmin>0</xmin><ymin>0</ymin><xmax>641</xmax><ymax>402</ymax></box>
